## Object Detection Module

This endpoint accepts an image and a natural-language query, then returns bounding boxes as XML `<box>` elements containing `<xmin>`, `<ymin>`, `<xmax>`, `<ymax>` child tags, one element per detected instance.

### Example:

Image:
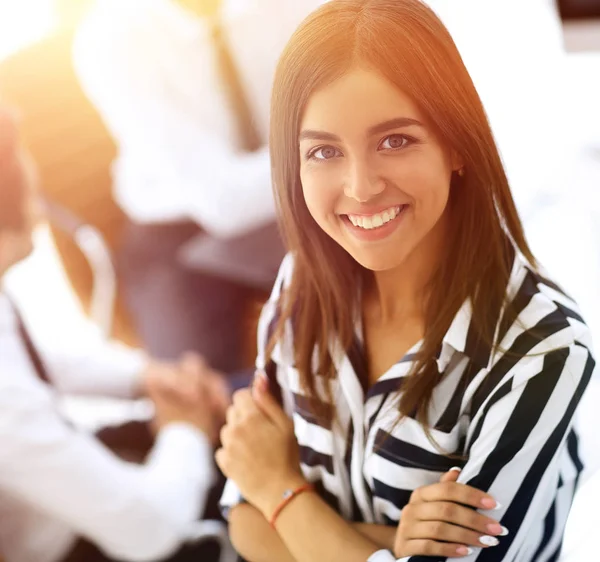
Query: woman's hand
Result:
<box><xmin>394</xmin><ymin>468</ymin><xmax>508</xmax><ymax>558</ymax></box>
<box><xmin>216</xmin><ymin>374</ymin><xmax>305</xmax><ymax>518</ymax></box>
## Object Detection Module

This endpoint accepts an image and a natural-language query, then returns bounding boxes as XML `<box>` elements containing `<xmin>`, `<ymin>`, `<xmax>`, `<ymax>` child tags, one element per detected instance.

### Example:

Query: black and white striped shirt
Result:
<box><xmin>222</xmin><ymin>251</ymin><xmax>595</xmax><ymax>562</ymax></box>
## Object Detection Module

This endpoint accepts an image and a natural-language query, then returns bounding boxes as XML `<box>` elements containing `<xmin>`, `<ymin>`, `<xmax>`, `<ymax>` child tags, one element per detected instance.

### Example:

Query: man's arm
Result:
<box><xmin>41</xmin><ymin>329</ymin><xmax>149</xmax><ymax>399</ymax></box>
<box><xmin>0</xmin><ymin>376</ymin><xmax>213</xmax><ymax>562</ymax></box>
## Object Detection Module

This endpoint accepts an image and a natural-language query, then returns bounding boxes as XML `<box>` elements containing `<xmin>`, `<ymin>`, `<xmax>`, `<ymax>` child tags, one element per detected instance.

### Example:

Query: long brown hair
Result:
<box><xmin>267</xmin><ymin>0</ymin><xmax>536</xmax><ymax>428</ymax></box>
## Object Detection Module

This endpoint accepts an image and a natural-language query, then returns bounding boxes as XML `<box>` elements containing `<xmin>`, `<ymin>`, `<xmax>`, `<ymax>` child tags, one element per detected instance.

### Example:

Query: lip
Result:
<box><xmin>340</xmin><ymin>205</ymin><xmax>408</xmax><ymax>242</ymax></box>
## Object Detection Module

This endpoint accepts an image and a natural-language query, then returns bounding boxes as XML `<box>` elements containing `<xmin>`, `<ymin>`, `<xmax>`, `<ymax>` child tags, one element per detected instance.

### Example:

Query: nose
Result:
<box><xmin>343</xmin><ymin>157</ymin><xmax>386</xmax><ymax>203</ymax></box>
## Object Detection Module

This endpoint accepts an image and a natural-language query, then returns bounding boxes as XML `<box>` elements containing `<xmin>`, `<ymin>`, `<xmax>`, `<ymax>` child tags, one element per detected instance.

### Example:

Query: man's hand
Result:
<box><xmin>142</xmin><ymin>353</ymin><xmax>231</xmax><ymax>444</ymax></box>
<box><xmin>179</xmin><ymin>352</ymin><xmax>231</xmax><ymax>415</ymax></box>
<box><xmin>146</xmin><ymin>377</ymin><xmax>220</xmax><ymax>442</ymax></box>
<box><xmin>142</xmin><ymin>353</ymin><xmax>231</xmax><ymax>409</ymax></box>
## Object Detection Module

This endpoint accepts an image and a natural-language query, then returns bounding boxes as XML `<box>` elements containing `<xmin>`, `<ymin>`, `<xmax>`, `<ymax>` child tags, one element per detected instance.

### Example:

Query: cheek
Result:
<box><xmin>399</xmin><ymin>160</ymin><xmax>451</xmax><ymax>221</ymax></box>
<box><xmin>300</xmin><ymin>168</ymin><xmax>340</xmax><ymax>225</ymax></box>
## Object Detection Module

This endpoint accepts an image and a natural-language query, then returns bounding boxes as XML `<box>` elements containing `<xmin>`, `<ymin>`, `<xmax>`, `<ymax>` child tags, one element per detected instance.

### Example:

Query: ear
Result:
<box><xmin>450</xmin><ymin>150</ymin><xmax>464</xmax><ymax>174</ymax></box>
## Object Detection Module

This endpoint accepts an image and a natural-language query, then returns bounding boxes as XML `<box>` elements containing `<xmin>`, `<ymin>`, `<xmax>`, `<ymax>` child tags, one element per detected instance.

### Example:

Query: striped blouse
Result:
<box><xmin>221</xmin><ymin>250</ymin><xmax>595</xmax><ymax>562</ymax></box>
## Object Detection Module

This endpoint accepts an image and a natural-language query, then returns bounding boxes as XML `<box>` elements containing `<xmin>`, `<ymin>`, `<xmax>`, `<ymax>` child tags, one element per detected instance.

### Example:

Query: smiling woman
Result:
<box><xmin>218</xmin><ymin>1</ymin><xmax>595</xmax><ymax>562</ymax></box>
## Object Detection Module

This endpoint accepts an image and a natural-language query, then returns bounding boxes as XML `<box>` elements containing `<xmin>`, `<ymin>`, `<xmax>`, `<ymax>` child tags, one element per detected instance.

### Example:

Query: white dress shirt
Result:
<box><xmin>72</xmin><ymin>0</ymin><xmax>325</xmax><ymax>238</ymax></box>
<box><xmin>0</xmin><ymin>289</ymin><xmax>215</xmax><ymax>562</ymax></box>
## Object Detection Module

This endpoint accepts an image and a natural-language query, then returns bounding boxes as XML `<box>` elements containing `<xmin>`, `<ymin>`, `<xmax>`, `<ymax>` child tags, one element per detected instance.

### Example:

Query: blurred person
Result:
<box><xmin>72</xmin><ymin>0</ymin><xmax>325</xmax><ymax>370</ymax></box>
<box><xmin>0</xmin><ymin>108</ymin><xmax>230</xmax><ymax>562</ymax></box>
<box><xmin>218</xmin><ymin>1</ymin><xmax>594</xmax><ymax>561</ymax></box>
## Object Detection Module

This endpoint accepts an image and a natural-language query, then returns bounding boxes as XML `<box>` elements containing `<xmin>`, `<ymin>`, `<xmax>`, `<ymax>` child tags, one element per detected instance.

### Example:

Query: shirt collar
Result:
<box><xmin>436</xmin><ymin>298</ymin><xmax>493</xmax><ymax>373</ymax></box>
<box><xmin>436</xmin><ymin>250</ymin><xmax>525</xmax><ymax>373</ymax></box>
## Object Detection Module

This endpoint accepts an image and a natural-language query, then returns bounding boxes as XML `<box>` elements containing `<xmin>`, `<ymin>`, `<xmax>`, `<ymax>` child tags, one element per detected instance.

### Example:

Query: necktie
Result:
<box><xmin>10</xmin><ymin>300</ymin><xmax>52</xmax><ymax>384</ymax></box>
<box><xmin>208</xmin><ymin>8</ymin><xmax>262</xmax><ymax>152</ymax></box>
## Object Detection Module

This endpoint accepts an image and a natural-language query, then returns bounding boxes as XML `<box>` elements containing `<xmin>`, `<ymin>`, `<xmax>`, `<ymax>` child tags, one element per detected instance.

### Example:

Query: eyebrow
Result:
<box><xmin>299</xmin><ymin>117</ymin><xmax>425</xmax><ymax>142</ymax></box>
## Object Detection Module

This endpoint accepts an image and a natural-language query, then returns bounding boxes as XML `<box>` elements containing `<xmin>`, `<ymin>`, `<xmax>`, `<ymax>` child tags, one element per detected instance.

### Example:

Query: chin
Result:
<box><xmin>349</xmin><ymin>247</ymin><xmax>408</xmax><ymax>273</ymax></box>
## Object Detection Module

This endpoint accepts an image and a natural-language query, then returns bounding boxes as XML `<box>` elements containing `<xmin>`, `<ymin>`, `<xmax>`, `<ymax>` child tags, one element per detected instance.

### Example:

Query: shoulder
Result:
<box><xmin>264</xmin><ymin>252</ymin><xmax>296</xmax><ymax>304</ymax></box>
<box><xmin>498</xmin><ymin>254</ymin><xmax>593</xmax><ymax>357</ymax></box>
<box><xmin>466</xmin><ymin>256</ymin><xmax>596</xmax><ymax>413</ymax></box>
<box><xmin>256</xmin><ymin>253</ymin><xmax>296</xmax><ymax>367</ymax></box>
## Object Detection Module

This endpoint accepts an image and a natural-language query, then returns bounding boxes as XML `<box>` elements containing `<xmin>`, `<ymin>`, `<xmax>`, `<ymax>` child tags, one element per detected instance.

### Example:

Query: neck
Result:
<box><xmin>365</xmin><ymin>211</ymin><xmax>449</xmax><ymax>325</ymax></box>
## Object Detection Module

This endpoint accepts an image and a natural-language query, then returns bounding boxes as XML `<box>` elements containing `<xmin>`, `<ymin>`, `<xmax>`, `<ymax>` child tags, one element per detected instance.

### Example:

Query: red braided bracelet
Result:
<box><xmin>269</xmin><ymin>483</ymin><xmax>315</xmax><ymax>528</ymax></box>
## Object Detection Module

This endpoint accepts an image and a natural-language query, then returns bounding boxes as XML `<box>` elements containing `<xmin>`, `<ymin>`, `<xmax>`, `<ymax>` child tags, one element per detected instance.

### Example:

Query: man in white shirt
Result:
<box><xmin>0</xmin><ymin>108</ymin><xmax>230</xmax><ymax>562</ymax></box>
<box><xmin>72</xmin><ymin>0</ymin><xmax>326</xmax><ymax>371</ymax></box>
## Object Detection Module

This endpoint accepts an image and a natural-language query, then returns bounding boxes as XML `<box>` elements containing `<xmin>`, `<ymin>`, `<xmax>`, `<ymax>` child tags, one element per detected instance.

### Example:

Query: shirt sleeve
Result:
<box><xmin>72</xmin><ymin>5</ymin><xmax>275</xmax><ymax>237</ymax></box>
<box><xmin>4</xmin><ymin>270</ymin><xmax>147</xmax><ymax>399</ymax></box>
<box><xmin>405</xmin><ymin>343</ymin><xmax>594</xmax><ymax>562</ymax></box>
<box><xmin>40</xmin><ymin>324</ymin><xmax>148</xmax><ymax>399</ymax></box>
<box><xmin>0</xmin><ymin>376</ymin><xmax>214</xmax><ymax>562</ymax></box>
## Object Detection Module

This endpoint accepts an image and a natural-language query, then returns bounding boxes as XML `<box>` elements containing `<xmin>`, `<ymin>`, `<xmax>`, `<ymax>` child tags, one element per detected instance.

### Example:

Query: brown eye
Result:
<box><xmin>380</xmin><ymin>134</ymin><xmax>409</xmax><ymax>150</ymax></box>
<box><xmin>309</xmin><ymin>145</ymin><xmax>342</xmax><ymax>160</ymax></box>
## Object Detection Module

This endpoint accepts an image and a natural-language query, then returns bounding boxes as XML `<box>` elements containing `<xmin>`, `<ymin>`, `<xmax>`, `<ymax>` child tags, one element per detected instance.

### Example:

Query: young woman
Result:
<box><xmin>216</xmin><ymin>1</ymin><xmax>595</xmax><ymax>560</ymax></box>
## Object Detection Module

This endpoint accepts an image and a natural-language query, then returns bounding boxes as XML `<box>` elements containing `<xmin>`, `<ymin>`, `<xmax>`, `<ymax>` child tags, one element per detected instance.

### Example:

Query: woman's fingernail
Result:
<box><xmin>456</xmin><ymin>546</ymin><xmax>473</xmax><ymax>556</ymax></box>
<box><xmin>449</xmin><ymin>466</ymin><xmax>462</xmax><ymax>473</ymax></box>
<box><xmin>479</xmin><ymin>535</ymin><xmax>499</xmax><ymax>547</ymax></box>
<box><xmin>487</xmin><ymin>523</ymin><xmax>510</xmax><ymax>536</ymax></box>
<box><xmin>481</xmin><ymin>497</ymin><xmax>501</xmax><ymax>510</ymax></box>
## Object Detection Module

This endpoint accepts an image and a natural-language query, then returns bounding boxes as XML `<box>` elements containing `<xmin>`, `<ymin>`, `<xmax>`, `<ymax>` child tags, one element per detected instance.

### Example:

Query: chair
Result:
<box><xmin>44</xmin><ymin>197</ymin><xmax>117</xmax><ymax>337</ymax></box>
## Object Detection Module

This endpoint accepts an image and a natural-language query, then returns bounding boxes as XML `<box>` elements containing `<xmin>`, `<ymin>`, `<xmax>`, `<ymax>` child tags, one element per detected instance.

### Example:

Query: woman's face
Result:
<box><xmin>299</xmin><ymin>67</ymin><xmax>460</xmax><ymax>272</ymax></box>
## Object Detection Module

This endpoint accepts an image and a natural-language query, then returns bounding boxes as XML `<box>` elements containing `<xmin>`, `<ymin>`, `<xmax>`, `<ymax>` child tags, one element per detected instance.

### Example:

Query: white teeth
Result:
<box><xmin>347</xmin><ymin>206</ymin><xmax>402</xmax><ymax>230</ymax></box>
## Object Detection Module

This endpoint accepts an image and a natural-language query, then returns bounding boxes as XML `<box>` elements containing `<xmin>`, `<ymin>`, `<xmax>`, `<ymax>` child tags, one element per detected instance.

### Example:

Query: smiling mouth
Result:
<box><xmin>342</xmin><ymin>205</ymin><xmax>407</xmax><ymax>230</ymax></box>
